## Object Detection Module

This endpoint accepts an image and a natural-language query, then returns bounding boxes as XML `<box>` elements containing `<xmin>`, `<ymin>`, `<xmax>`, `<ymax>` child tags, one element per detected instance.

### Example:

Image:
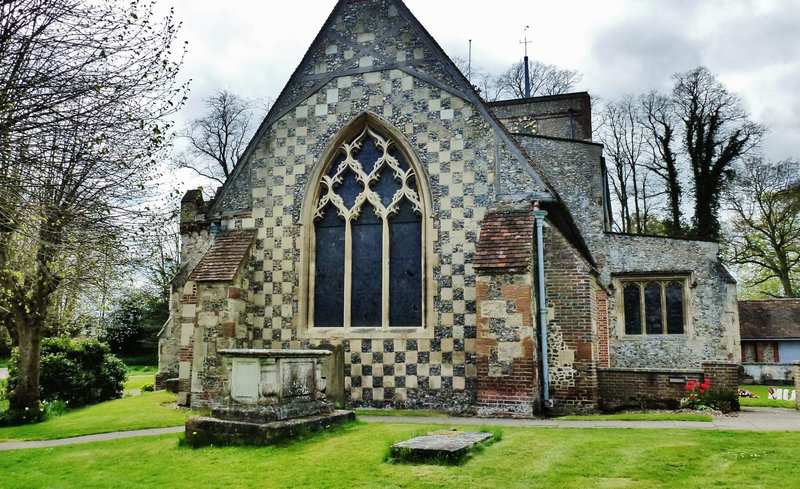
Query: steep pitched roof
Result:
<box><xmin>739</xmin><ymin>299</ymin><xmax>800</xmax><ymax>340</ymax></box>
<box><xmin>209</xmin><ymin>0</ymin><xmax>559</xmax><ymax>216</ymax></box>
<box><xmin>474</xmin><ymin>208</ymin><xmax>535</xmax><ymax>271</ymax></box>
<box><xmin>189</xmin><ymin>229</ymin><xmax>257</xmax><ymax>283</ymax></box>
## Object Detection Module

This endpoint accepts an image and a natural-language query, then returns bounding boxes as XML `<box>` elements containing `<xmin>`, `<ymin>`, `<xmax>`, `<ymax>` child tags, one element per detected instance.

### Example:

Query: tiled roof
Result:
<box><xmin>190</xmin><ymin>229</ymin><xmax>257</xmax><ymax>282</ymax></box>
<box><xmin>473</xmin><ymin>209</ymin><xmax>535</xmax><ymax>270</ymax></box>
<box><xmin>739</xmin><ymin>299</ymin><xmax>800</xmax><ymax>340</ymax></box>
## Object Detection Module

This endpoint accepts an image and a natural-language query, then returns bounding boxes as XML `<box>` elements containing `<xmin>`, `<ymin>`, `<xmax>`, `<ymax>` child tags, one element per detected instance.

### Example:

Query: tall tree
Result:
<box><xmin>640</xmin><ymin>91</ymin><xmax>684</xmax><ymax>236</ymax></box>
<box><xmin>495</xmin><ymin>60</ymin><xmax>581</xmax><ymax>99</ymax></box>
<box><xmin>0</xmin><ymin>0</ymin><xmax>186</xmax><ymax>411</ymax></box>
<box><xmin>673</xmin><ymin>67</ymin><xmax>765</xmax><ymax>240</ymax></box>
<box><xmin>176</xmin><ymin>90</ymin><xmax>257</xmax><ymax>185</ymax></box>
<box><xmin>725</xmin><ymin>159</ymin><xmax>800</xmax><ymax>298</ymax></box>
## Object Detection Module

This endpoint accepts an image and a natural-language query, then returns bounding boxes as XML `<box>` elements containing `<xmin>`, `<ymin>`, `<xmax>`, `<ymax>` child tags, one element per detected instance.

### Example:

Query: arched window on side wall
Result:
<box><xmin>310</xmin><ymin>124</ymin><xmax>424</xmax><ymax>330</ymax></box>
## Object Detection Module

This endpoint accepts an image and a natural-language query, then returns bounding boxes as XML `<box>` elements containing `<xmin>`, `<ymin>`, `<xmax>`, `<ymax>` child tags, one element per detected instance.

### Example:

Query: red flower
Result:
<box><xmin>684</xmin><ymin>385</ymin><xmax>693</xmax><ymax>390</ymax></box>
<box><xmin>701</xmin><ymin>383</ymin><xmax>710</xmax><ymax>390</ymax></box>
<box><xmin>700</xmin><ymin>389</ymin><xmax>705</xmax><ymax>394</ymax></box>
<box><xmin>690</xmin><ymin>396</ymin><xmax>695</xmax><ymax>400</ymax></box>
<box><xmin>704</xmin><ymin>378</ymin><xmax>711</xmax><ymax>384</ymax></box>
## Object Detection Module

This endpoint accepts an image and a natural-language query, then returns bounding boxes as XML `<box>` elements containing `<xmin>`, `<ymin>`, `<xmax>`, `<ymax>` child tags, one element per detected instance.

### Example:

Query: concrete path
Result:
<box><xmin>360</xmin><ymin>406</ymin><xmax>800</xmax><ymax>432</ymax></box>
<box><xmin>0</xmin><ymin>367</ymin><xmax>7</xmax><ymax>380</ymax></box>
<box><xmin>0</xmin><ymin>426</ymin><xmax>184</xmax><ymax>451</ymax></box>
<box><xmin>1</xmin><ymin>407</ymin><xmax>799</xmax><ymax>451</ymax></box>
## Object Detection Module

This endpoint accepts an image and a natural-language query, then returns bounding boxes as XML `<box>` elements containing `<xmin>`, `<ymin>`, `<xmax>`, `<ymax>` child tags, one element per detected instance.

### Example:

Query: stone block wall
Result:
<box><xmin>475</xmin><ymin>272</ymin><xmax>538</xmax><ymax>417</ymax></box>
<box><xmin>489</xmin><ymin>92</ymin><xmax>593</xmax><ymax>140</ymax></box>
<box><xmin>542</xmin><ymin>225</ymin><xmax>599</xmax><ymax>413</ymax></box>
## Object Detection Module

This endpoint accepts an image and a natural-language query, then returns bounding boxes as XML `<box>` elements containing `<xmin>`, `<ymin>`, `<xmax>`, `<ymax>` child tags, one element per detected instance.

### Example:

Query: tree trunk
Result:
<box><xmin>8</xmin><ymin>321</ymin><xmax>43</xmax><ymax>410</ymax></box>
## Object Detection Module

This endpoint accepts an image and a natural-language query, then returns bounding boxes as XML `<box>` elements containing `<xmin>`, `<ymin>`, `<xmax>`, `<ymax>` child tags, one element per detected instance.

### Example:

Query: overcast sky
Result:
<box><xmin>165</xmin><ymin>0</ymin><xmax>799</xmax><ymax>190</ymax></box>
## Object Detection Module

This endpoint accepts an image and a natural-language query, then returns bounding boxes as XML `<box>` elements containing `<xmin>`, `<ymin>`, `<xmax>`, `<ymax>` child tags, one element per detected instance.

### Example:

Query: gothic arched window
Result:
<box><xmin>310</xmin><ymin>125</ymin><xmax>424</xmax><ymax>329</ymax></box>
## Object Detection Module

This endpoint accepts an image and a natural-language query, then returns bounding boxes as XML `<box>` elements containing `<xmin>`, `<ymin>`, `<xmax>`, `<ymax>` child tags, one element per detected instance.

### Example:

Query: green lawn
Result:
<box><xmin>740</xmin><ymin>385</ymin><xmax>797</xmax><ymax>409</ymax></box>
<box><xmin>125</xmin><ymin>365</ymin><xmax>158</xmax><ymax>375</ymax></box>
<box><xmin>0</xmin><ymin>356</ymin><xmax>8</xmax><ymax>367</ymax></box>
<box><xmin>0</xmin><ymin>391</ymin><xmax>197</xmax><ymax>441</ymax></box>
<box><xmin>123</xmin><ymin>375</ymin><xmax>155</xmax><ymax>391</ymax></box>
<box><xmin>2</xmin><ymin>424</ymin><xmax>800</xmax><ymax>488</ymax></box>
<box><xmin>554</xmin><ymin>412</ymin><xmax>713</xmax><ymax>422</ymax></box>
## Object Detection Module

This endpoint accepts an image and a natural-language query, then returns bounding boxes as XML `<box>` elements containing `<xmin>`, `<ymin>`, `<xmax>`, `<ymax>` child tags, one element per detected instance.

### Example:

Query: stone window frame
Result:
<box><xmin>613</xmin><ymin>274</ymin><xmax>692</xmax><ymax>338</ymax></box>
<box><xmin>297</xmin><ymin>112</ymin><xmax>435</xmax><ymax>340</ymax></box>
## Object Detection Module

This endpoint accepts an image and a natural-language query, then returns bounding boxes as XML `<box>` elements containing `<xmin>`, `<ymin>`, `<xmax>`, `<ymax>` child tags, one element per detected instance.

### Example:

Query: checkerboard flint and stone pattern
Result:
<box><xmin>182</xmin><ymin>0</ymin><xmax>548</xmax><ymax>411</ymax></box>
<box><xmin>223</xmin><ymin>73</ymin><xmax>502</xmax><ymax>409</ymax></box>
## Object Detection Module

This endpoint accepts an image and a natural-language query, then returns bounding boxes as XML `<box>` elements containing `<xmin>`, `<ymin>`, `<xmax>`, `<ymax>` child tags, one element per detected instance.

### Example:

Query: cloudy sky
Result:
<box><xmin>165</xmin><ymin>0</ymin><xmax>799</xmax><ymax>189</ymax></box>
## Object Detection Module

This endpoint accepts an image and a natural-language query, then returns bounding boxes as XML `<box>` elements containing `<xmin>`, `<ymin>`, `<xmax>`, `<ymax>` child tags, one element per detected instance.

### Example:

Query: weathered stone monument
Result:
<box><xmin>185</xmin><ymin>349</ymin><xmax>354</xmax><ymax>446</ymax></box>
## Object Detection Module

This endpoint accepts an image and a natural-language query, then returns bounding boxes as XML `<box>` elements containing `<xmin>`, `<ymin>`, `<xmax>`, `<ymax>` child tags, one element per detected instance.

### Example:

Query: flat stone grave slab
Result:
<box><xmin>390</xmin><ymin>430</ymin><xmax>493</xmax><ymax>462</ymax></box>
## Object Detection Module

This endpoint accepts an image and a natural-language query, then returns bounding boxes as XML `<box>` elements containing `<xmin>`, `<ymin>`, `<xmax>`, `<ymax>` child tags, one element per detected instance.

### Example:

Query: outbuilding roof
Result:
<box><xmin>739</xmin><ymin>299</ymin><xmax>800</xmax><ymax>340</ymax></box>
<box><xmin>189</xmin><ymin>229</ymin><xmax>257</xmax><ymax>283</ymax></box>
<box><xmin>474</xmin><ymin>208</ymin><xmax>535</xmax><ymax>271</ymax></box>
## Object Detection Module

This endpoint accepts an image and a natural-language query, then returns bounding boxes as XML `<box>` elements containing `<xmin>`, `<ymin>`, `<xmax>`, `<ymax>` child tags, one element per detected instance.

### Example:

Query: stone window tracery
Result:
<box><xmin>621</xmin><ymin>279</ymin><xmax>686</xmax><ymax>335</ymax></box>
<box><xmin>311</xmin><ymin>125</ymin><xmax>424</xmax><ymax>329</ymax></box>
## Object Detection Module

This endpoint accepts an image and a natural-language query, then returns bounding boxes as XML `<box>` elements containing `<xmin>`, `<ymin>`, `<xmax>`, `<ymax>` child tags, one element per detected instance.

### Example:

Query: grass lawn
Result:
<box><xmin>0</xmin><ymin>356</ymin><xmax>8</xmax><ymax>367</ymax></box>
<box><xmin>554</xmin><ymin>412</ymin><xmax>713</xmax><ymax>422</ymax></box>
<box><xmin>124</xmin><ymin>375</ymin><xmax>155</xmax><ymax>391</ymax></box>
<box><xmin>0</xmin><ymin>391</ymin><xmax>198</xmax><ymax>442</ymax></box>
<box><xmin>740</xmin><ymin>385</ymin><xmax>796</xmax><ymax>409</ymax></box>
<box><xmin>2</xmin><ymin>424</ymin><xmax>800</xmax><ymax>488</ymax></box>
<box><xmin>125</xmin><ymin>365</ymin><xmax>158</xmax><ymax>375</ymax></box>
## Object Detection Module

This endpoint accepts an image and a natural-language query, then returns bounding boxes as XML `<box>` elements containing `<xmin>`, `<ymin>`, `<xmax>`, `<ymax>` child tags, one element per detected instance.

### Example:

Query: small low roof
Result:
<box><xmin>190</xmin><ymin>229</ymin><xmax>257</xmax><ymax>283</ymax></box>
<box><xmin>739</xmin><ymin>299</ymin><xmax>800</xmax><ymax>340</ymax></box>
<box><xmin>474</xmin><ymin>208</ymin><xmax>535</xmax><ymax>271</ymax></box>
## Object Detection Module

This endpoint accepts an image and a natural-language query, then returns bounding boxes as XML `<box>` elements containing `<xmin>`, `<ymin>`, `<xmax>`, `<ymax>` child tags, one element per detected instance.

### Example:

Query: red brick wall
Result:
<box><xmin>597</xmin><ymin>288</ymin><xmax>610</xmax><ymax>368</ymax></box>
<box><xmin>598</xmin><ymin>362</ymin><xmax>740</xmax><ymax>411</ymax></box>
<box><xmin>598</xmin><ymin>368</ymin><xmax>703</xmax><ymax>411</ymax></box>
<box><xmin>700</xmin><ymin>361</ymin><xmax>740</xmax><ymax>391</ymax></box>
<box><xmin>542</xmin><ymin>227</ymin><xmax>598</xmax><ymax>413</ymax></box>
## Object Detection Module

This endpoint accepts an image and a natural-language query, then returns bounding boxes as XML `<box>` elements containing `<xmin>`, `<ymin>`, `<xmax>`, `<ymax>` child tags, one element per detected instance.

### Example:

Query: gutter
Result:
<box><xmin>532</xmin><ymin>203</ymin><xmax>551</xmax><ymax>408</ymax></box>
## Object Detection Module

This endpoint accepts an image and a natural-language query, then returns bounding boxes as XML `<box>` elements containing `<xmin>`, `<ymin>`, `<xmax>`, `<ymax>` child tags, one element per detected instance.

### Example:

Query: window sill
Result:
<box><xmin>617</xmin><ymin>334</ymin><xmax>690</xmax><ymax>340</ymax></box>
<box><xmin>298</xmin><ymin>326</ymin><xmax>435</xmax><ymax>340</ymax></box>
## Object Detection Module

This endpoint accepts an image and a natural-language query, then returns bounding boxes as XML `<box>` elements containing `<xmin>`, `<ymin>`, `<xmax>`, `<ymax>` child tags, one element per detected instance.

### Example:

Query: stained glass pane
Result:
<box><xmin>353</xmin><ymin>136</ymin><xmax>381</xmax><ymax>175</ymax></box>
<box><xmin>314</xmin><ymin>207</ymin><xmax>345</xmax><ymax>327</ymax></box>
<box><xmin>644</xmin><ymin>282</ymin><xmax>663</xmax><ymax>335</ymax></box>
<box><xmin>374</xmin><ymin>165</ymin><xmax>402</xmax><ymax>208</ymax></box>
<box><xmin>389</xmin><ymin>199</ymin><xmax>422</xmax><ymax>326</ymax></box>
<box><xmin>390</xmin><ymin>148</ymin><xmax>410</xmax><ymax>171</ymax></box>
<box><xmin>666</xmin><ymin>282</ymin><xmax>684</xmax><ymax>334</ymax></box>
<box><xmin>623</xmin><ymin>284</ymin><xmax>641</xmax><ymax>335</ymax></box>
<box><xmin>337</xmin><ymin>168</ymin><xmax>361</xmax><ymax>210</ymax></box>
<box><xmin>350</xmin><ymin>203</ymin><xmax>382</xmax><ymax>327</ymax></box>
<box><xmin>327</xmin><ymin>151</ymin><xmax>346</xmax><ymax>179</ymax></box>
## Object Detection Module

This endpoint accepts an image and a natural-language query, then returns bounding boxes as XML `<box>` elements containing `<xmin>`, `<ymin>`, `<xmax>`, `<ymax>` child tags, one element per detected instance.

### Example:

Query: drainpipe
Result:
<box><xmin>532</xmin><ymin>203</ymin><xmax>551</xmax><ymax>407</ymax></box>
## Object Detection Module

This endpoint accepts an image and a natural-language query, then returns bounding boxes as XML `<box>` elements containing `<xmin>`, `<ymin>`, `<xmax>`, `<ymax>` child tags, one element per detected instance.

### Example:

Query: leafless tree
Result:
<box><xmin>495</xmin><ymin>60</ymin><xmax>581</xmax><ymax>99</ymax></box>
<box><xmin>725</xmin><ymin>159</ymin><xmax>800</xmax><ymax>298</ymax></box>
<box><xmin>640</xmin><ymin>91</ymin><xmax>684</xmax><ymax>236</ymax></box>
<box><xmin>598</xmin><ymin>96</ymin><xmax>661</xmax><ymax>234</ymax></box>
<box><xmin>0</xmin><ymin>0</ymin><xmax>187</xmax><ymax>411</ymax></box>
<box><xmin>176</xmin><ymin>90</ymin><xmax>258</xmax><ymax>185</ymax></box>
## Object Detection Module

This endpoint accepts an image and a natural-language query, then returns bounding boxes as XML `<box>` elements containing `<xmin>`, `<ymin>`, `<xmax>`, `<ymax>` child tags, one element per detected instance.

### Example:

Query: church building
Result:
<box><xmin>158</xmin><ymin>0</ymin><xmax>741</xmax><ymax>415</ymax></box>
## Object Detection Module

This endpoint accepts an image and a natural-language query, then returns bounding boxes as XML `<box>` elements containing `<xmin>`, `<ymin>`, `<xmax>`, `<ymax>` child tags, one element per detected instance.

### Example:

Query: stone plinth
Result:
<box><xmin>186</xmin><ymin>349</ymin><xmax>353</xmax><ymax>446</ymax></box>
<box><xmin>794</xmin><ymin>362</ymin><xmax>800</xmax><ymax>411</ymax></box>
